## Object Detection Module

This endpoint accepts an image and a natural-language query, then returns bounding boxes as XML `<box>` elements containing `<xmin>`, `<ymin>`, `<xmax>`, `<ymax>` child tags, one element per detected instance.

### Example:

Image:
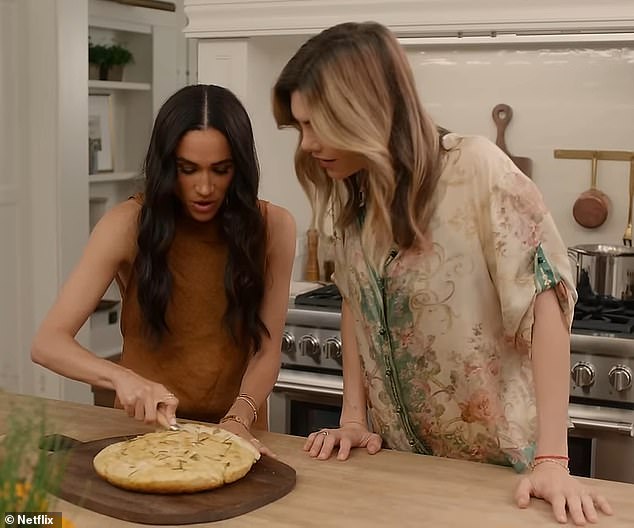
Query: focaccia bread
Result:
<box><xmin>93</xmin><ymin>423</ymin><xmax>261</xmax><ymax>493</ymax></box>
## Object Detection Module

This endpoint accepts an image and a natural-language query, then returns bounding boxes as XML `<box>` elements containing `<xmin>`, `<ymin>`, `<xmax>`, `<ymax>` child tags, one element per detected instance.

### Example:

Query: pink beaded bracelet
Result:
<box><xmin>530</xmin><ymin>458</ymin><xmax>570</xmax><ymax>473</ymax></box>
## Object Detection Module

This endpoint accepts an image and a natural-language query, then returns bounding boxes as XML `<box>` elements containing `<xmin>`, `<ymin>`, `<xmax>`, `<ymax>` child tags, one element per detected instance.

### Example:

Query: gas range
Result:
<box><xmin>573</xmin><ymin>297</ymin><xmax>634</xmax><ymax>334</ymax></box>
<box><xmin>283</xmin><ymin>304</ymin><xmax>342</xmax><ymax>374</ymax></box>
<box><xmin>281</xmin><ymin>284</ymin><xmax>634</xmax><ymax>482</ymax></box>
<box><xmin>569</xmin><ymin>333</ymin><xmax>634</xmax><ymax>409</ymax></box>
<box><xmin>283</xmin><ymin>285</ymin><xmax>634</xmax><ymax>409</ymax></box>
<box><xmin>571</xmin><ymin>297</ymin><xmax>634</xmax><ymax>409</ymax></box>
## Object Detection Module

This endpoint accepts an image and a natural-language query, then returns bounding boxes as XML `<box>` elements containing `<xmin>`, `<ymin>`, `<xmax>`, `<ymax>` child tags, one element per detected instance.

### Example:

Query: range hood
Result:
<box><xmin>183</xmin><ymin>0</ymin><xmax>634</xmax><ymax>39</ymax></box>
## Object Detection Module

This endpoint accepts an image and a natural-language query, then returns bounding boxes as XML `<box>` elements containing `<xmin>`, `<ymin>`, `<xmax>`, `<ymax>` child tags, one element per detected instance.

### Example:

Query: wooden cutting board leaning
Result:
<box><xmin>42</xmin><ymin>434</ymin><xmax>296</xmax><ymax>525</ymax></box>
<box><xmin>491</xmin><ymin>103</ymin><xmax>533</xmax><ymax>179</ymax></box>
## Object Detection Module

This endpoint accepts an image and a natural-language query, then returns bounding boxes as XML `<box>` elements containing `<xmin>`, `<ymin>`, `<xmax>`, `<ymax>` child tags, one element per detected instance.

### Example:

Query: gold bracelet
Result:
<box><xmin>219</xmin><ymin>414</ymin><xmax>249</xmax><ymax>430</ymax></box>
<box><xmin>237</xmin><ymin>394</ymin><xmax>258</xmax><ymax>423</ymax></box>
<box><xmin>530</xmin><ymin>458</ymin><xmax>570</xmax><ymax>473</ymax></box>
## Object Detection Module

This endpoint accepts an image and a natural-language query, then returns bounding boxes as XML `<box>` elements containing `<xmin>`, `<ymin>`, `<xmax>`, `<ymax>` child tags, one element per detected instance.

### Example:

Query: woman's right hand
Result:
<box><xmin>112</xmin><ymin>368</ymin><xmax>179</xmax><ymax>429</ymax></box>
<box><xmin>303</xmin><ymin>423</ymin><xmax>382</xmax><ymax>460</ymax></box>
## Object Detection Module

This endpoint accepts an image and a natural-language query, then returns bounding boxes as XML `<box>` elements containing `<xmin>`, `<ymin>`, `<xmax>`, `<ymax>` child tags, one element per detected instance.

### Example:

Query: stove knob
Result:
<box><xmin>281</xmin><ymin>331</ymin><xmax>295</xmax><ymax>358</ymax></box>
<box><xmin>608</xmin><ymin>365</ymin><xmax>632</xmax><ymax>392</ymax></box>
<box><xmin>571</xmin><ymin>362</ymin><xmax>595</xmax><ymax>388</ymax></box>
<box><xmin>300</xmin><ymin>335</ymin><xmax>321</xmax><ymax>363</ymax></box>
<box><xmin>324</xmin><ymin>337</ymin><xmax>342</xmax><ymax>364</ymax></box>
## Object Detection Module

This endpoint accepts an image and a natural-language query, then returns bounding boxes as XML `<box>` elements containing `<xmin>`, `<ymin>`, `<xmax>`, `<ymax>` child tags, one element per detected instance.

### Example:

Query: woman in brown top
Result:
<box><xmin>31</xmin><ymin>85</ymin><xmax>296</xmax><ymax>455</ymax></box>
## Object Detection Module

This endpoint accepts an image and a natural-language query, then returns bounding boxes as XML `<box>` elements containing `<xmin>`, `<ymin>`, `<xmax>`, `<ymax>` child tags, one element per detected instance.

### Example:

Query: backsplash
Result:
<box><xmin>405</xmin><ymin>41</ymin><xmax>634</xmax><ymax>249</ymax></box>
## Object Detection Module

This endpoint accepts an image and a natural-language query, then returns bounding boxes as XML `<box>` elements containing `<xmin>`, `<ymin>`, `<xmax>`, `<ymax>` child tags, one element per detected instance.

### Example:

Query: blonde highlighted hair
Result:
<box><xmin>273</xmin><ymin>21</ymin><xmax>444</xmax><ymax>266</ymax></box>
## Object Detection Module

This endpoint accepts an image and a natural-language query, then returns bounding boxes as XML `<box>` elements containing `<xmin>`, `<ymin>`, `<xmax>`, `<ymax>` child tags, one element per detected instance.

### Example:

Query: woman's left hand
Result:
<box><xmin>515</xmin><ymin>462</ymin><xmax>613</xmax><ymax>525</ymax></box>
<box><xmin>218</xmin><ymin>420</ymin><xmax>277</xmax><ymax>458</ymax></box>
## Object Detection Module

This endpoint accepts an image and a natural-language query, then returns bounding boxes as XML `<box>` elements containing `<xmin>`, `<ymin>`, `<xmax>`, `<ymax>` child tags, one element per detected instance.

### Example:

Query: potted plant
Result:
<box><xmin>88</xmin><ymin>41</ymin><xmax>108</xmax><ymax>80</ymax></box>
<box><xmin>89</xmin><ymin>40</ymin><xmax>134</xmax><ymax>82</ymax></box>
<box><xmin>105</xmin><ymin>44</ymin><xmax>134</xmax><ymax>81</ymax></box>
<box><xmin>0</xmin><ymin>401</ymin><xmax>75</xmax><ymax>527</ymax></box>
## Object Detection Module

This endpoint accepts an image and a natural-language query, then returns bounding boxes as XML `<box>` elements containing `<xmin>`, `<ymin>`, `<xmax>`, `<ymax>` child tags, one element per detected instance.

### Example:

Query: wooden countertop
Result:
<box><xmin>1</xmin><ymin>392</ymin><xmax>632</xmax><ymax>528</ymax></box>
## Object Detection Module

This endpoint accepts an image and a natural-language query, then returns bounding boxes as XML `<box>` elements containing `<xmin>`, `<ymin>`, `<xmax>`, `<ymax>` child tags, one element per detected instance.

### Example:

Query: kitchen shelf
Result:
<box><xmin>94</xmin><ymin>299</ymin><xmax>120</xmax><ymax>313</ymax></box>
<box><xmin>88</xmin><ymin>80</ymin><xmax>151</xmax><ymax>91</ymax></box>
<box><xmin>89</xmin><ymin>171</ymin><xmax>139</xmax><ymax>183</ymax></box>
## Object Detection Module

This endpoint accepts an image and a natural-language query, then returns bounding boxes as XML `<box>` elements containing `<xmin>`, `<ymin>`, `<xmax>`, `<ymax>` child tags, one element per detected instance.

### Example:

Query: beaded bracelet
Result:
<box><xmin>237</xmin><ymin>394</ymin><xmax>258</xmax><ymax>423</ymax></box>
<box><xmin>534</xmin><ymin>455</ymin><xmax>569</xmax><ymax>461</ymax></box>
<box><xmin>219</xmin><ymin>414</ymin><xmax>249</xmax><ymax>430</ymax></box>
<box><xmin>530</xmin><ymin>458</ymin><xmax>570</xmax><ymax>473</ymax></box>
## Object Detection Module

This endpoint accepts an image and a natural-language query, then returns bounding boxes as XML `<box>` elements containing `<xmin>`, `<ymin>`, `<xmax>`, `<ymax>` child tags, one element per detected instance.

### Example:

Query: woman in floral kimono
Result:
<box><xmin>273</xmin><ymin>21</ymin><xmax>612</xmax><ymax>525</ymax></box>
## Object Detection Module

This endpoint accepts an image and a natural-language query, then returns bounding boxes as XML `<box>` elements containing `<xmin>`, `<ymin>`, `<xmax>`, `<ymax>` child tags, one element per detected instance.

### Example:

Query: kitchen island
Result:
<box><xmin>1</xmin><ymin>392</ymin><xmax>632</xmax><ymax>528</ymax></box>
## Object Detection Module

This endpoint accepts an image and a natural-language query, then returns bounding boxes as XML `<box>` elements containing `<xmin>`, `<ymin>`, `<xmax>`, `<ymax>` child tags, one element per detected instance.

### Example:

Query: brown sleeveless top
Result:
<box><xmin>118</xmin><ymin>198</ymin><xmax>251</xmax><ymax>422</ymax></box>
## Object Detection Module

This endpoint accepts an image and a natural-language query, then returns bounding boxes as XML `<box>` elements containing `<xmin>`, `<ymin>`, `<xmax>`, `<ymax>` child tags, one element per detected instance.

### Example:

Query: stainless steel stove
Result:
<box><xmin>569</xmin><ymin>334</ymin><xmax>634</xmax><ymax>407</ymax></box>
<box><xmin>270</xmin><ymin>285</ymin><xmax>634</xmax><ymax>483</ymax></box>
<box><xmin>570</xmin><ymin>298</ymin><xmax>634</xmax><ymax>409</ymax></box>
<box><xmin>269</xmin><ymin>286</ymin><xmax>344</xmax><ymax>438</ymax></box>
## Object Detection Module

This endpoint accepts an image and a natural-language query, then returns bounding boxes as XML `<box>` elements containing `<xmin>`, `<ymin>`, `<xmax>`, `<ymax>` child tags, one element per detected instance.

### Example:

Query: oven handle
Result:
<box><xmin>570</xmin><ymin>417</ymin><xmax>634</xmax><ymax>437</ymax></box>
<box><xmin>274</xmin><ymin>380</ymin><xmax>343</xmax><ymax>397</ymax></box>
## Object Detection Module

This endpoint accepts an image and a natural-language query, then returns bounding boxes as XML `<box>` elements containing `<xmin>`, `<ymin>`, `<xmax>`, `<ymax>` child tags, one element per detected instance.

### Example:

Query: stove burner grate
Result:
<box><xmin>294</xmin><ymin>283</ymin><xmax>342</xmax><ymax>309</ymax></box>
<box><xmin>573</xmin><ymin>296</ymin><xmax>634</xmax><ymax>334</ymax></box>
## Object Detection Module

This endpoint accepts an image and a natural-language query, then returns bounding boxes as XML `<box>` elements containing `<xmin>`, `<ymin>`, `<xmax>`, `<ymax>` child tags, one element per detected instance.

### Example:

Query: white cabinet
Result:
<box><xmin>0</xmin><ymin>0</ymin><xmax>88</xmax><ymax>401</ymax></box>
<box><xmin>0</xmin><ymin>0</ymin><xmax>32</xmax><ymax>395</ymax></box>
<box><xmin>0</xmin><ymin>0</ymin><xmax>188</xmax><ymax>403</ymax></box>
<box><xmin>197</xmin><ymin>40</ymin><xmax>248</xmax><ymax>103</ymax></box>
<box><xmin>88</xmin><ymin>24</ymin><xmax>153</xmax><ymax>183</ymax></box>
<box><xmin>86</xmin><ymin>0</ymin><xmax>188</xmax><ymax>360</ymax></box>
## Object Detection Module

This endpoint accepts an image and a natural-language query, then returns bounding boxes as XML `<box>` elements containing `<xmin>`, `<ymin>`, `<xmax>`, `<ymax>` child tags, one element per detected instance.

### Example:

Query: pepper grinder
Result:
<box><xmin>305</xmin><ymin>228</ymin><xmax>320</xmax><ymax>281</ymax></box>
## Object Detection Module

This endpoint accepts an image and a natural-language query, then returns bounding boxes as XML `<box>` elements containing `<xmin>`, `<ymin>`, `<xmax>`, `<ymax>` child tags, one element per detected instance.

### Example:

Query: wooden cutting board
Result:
<box><xmin>492</xmin><ymin>103</ymin><xmax>533</xmax><ymax>178</ymax></box>
<box><xmin>45</xmin><ymin>435</ymin><xmax>296</xmax><ymax>525</ymax></box>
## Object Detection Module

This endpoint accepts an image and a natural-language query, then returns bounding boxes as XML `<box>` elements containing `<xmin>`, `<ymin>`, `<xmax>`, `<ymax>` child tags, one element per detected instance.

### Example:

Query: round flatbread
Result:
<box><xmin>93</xmin><ymin>423</ymin><xmax>261</xmax><ymax>493</ymax></box>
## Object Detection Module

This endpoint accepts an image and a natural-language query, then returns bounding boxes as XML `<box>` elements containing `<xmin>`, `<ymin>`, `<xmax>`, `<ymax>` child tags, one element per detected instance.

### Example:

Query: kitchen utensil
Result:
<box><xmin>42</xmin><ymin>434</ymin><xmax>296</xmax><ymax>525</ymax></box>
<box><xmin>572</xmin><ymin>156</ymin><xmax>610</xmax><ymax>228</ymax></box>
<box><xmin>624</xmin><ymin>158</ymin><xmax>634</xmax><ymax>246</ymax></box>
<box><xmin>491</xmin><ymin>103</ymin><xmax>533</xmax><ymax>178</ymax></box>
<box><xmin>567</xmin><ymin>244</ymin><xmax>634</xmax><ymax>301</ymax></box>
<box><xmin>305</xmin><ymin>228</ymin><xmax>320</xmax><ymax>281</ymax></box>
<box><xmin>554</xmin><ymin>149</ymin><xmax>634</xmax><ymax>162</ymax></box>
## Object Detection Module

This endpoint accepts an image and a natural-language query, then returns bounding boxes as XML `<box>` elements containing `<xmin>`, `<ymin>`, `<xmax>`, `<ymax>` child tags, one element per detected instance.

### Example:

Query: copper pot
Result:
<box><xmin>572</xmin><ymin>156</ymin><xmax>610</xmax><ymax>228</ymax></box>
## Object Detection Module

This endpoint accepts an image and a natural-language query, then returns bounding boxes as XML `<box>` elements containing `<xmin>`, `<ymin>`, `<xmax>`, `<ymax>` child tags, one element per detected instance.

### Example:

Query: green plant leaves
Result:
<box><xmin>89</xmin><ymin>42</ymin><xmax>134</xmax><ymax>67</ymax></box>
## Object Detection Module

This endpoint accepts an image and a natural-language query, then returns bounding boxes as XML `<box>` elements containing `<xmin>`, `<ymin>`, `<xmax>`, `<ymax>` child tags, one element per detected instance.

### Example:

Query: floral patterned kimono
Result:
<box><xmin>333</xmin><ymin>133</ymin><xmax>577</xmax><ymax>471</ymax></box>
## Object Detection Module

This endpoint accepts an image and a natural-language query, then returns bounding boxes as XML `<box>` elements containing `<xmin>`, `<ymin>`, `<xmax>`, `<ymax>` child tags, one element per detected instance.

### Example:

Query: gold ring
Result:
<box><xmin>161</xmin><ymin>393</ymin><xmax>176</xmax><ymax>401</ymax></box>
<box><xmin>321</xmin><ymin>430</ymin><xmax>329</xmax><ymax>436</ymax></box>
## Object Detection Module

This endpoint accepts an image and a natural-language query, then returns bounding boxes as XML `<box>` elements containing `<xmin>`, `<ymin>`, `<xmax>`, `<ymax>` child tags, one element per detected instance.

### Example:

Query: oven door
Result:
<box><xmin>568</xmin><ymin>403</ymin><xmax>634</xmax><ymax>484</ymax></box>
<box><xmin>269</xmin><ymin>368</ymin><xmax>343</xmax><ymax>437</ymax></box>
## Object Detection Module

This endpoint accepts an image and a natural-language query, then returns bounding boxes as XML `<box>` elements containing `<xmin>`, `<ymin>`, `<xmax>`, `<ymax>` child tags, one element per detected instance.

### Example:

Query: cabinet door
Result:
<box><xmin>153</xmin><ymin>25</ymin><xmax>189</xmax><ymax>112</ymax></box>
<box><xmin>0</xmin><ymin>0</ymin><xmax>35</xmax><ymax>395</ymax></box>
<box><xmin>197</xmin><ymin>39</ymin><xmax>248</xmax><ymax>103</ymax></box>
<box><xmin>1</xmin><ymin>0</ymin><xmax>89</xmax><ymax>401</ymax></box>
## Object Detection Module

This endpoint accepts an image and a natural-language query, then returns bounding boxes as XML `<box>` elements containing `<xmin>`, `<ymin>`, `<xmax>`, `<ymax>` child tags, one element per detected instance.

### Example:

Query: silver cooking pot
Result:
<box><xmin>568</xmin><ymin>244</ymin><xmax>634</xmax><ymax>301</ymax></box>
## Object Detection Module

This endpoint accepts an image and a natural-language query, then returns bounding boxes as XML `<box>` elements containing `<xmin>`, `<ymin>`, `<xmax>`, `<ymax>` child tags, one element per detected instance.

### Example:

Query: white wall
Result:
<box><xmin>404</xmin><ymin>41</ymin><xmax>634</xmax><ymax>248</ymax></box>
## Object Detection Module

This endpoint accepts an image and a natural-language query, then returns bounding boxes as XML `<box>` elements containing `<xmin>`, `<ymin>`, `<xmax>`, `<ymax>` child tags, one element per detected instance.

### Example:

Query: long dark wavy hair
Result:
<box><xmin>136</xmin><ymin>84</ymin><xmax>269</xmax><ymax>353</ymax></box>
